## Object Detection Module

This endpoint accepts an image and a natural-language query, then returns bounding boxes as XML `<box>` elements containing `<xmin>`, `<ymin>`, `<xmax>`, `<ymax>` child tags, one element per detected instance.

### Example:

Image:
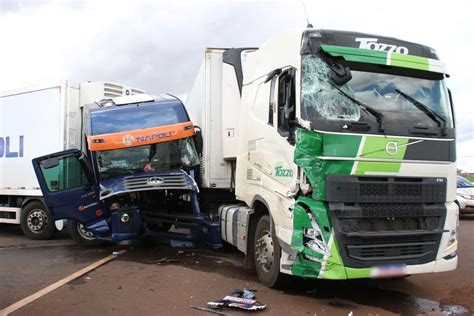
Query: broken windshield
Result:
<box><xmin>96</xmin><ymin>137</ymin><xmax>199</xmax><ymax>179</ymax></box>
<box><xmin>301</xmin><ymin>55</ymin><xmax>453</xmax><ymax>134</ymax></box>
<box><xmin>301</xmin><ymin>56</ymin><xmax>361</xmax><ymax>121</ymax></box>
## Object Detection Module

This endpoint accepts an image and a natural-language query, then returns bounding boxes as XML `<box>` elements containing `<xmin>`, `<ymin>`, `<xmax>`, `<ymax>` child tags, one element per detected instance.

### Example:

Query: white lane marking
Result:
<box><xmin>0</xmin><ymin>250</ymin><xmax>126</xmax><ymax>316</ymax></box>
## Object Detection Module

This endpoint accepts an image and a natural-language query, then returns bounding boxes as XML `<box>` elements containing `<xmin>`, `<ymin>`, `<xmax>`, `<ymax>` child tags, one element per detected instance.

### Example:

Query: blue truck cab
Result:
<box><xmin>32</xmin><ymin>94</ymin><xmax>222</xmax><ymax>247</ymax></box>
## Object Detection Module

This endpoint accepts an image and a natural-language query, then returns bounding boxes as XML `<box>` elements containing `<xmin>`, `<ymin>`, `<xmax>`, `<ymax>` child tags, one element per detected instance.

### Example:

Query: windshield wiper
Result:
<box><xmin>328</xmin><ymin>81</ymin><xmax>385</xmax><ymax>132</ymax></box>
<box><xmin>395</xmin><ymin>89</ymin><xmax>446</xmax><ymax>128</ymax></box>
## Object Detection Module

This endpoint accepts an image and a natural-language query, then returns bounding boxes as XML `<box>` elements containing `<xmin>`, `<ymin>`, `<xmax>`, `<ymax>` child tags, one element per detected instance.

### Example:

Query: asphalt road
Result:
<box><xmin>0</xmin><ymin>217</ymin><xmax>473</xmax><ymax>316</ymax></box>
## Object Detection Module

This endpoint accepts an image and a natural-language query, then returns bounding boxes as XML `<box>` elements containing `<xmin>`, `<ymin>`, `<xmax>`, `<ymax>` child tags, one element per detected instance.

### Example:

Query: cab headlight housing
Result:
<box><xmin>446</xmin><ymin>213</ymin><xmax>459</xmax><ymax>248</ymax></box>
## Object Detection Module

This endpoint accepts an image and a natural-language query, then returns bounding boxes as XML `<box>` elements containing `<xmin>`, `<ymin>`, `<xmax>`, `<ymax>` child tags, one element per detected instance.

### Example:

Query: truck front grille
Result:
<box><xmin>325</xmin><ymin>175</ymin><xmax>447</xmax><ymax>268</ymax></box>
<box><xmin>346</xmin><ymin>242</ymin><xmax>436</xmax><ymax>261</ymax></box>
<box><xmin>123</xmin><ymin>174</ymin><xmax>191</xmax><ymax>192</ymax></box>
<box><xmin>329</xmin><ymin>202</ymin><xmax>445</xmax><ymax>267</ymax></box>
<box><xmin>326</xmin><ymin>175</ymin><xmax>447</xmax><ymax>203</ymax></box>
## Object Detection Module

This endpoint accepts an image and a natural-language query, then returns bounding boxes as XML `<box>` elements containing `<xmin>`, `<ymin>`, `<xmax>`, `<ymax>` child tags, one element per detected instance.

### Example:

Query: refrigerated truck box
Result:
<box><xmin>0</xmin><ymin>81</ymin><xmax>145</xmax><ymax>239</ymax></box>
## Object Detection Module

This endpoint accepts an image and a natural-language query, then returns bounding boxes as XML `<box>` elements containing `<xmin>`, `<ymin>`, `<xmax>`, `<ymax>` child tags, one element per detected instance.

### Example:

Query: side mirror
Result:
<box><xmin>42</xmin><ymin>157</ymin><xmax>59</xmax><ymax>169</ymax></box>
<box><xmin>194</xmin><ymin>126</ymin><xmax>203</xmax><ymax>156</ymax></box>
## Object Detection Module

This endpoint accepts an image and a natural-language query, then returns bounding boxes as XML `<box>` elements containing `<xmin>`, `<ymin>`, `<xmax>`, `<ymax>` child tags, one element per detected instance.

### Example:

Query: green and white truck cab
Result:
<box><xmin>188</xmin><ymin>29</ymin><xmax>458</xmax><ymax>287</ymax></box>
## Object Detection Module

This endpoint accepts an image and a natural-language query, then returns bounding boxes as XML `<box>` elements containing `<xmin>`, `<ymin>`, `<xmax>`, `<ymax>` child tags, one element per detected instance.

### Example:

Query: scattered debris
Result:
<box><xmin>231</xmin><ymin>288</ymin><xmax>256</xmax><ymax>299</ymax></box>
<box><xmin>170</xmin><ymin>240</ymin><xmax>194</xmax><ymax>248</ymax></box>
<box><xmin>144</xmin><ymin>257</ymin><xmax>180</xmax><ymax>265</ymax></box>
<box><xmin>206</xmin><ymin>288</ymin><xmax>266</xmax><ymax>312</ymax></box>
<box><xmin>191</xmin><ymin>305</ymin><xmax>227</xmax><ymax>315</ymax></box>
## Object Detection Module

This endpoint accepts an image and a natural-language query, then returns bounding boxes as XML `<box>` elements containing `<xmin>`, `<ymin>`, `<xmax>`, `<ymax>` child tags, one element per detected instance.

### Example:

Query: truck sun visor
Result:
<box><xmin>87</xmin><ymin>122</ymin><xmax>195</xmax><ymax>151</ymax></box>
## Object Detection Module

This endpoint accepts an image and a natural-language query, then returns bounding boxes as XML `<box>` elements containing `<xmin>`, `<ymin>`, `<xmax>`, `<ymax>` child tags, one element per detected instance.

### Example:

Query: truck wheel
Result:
<box><xmin>254</xmin><ymin>215</ymin><xmax>290</xmax><ymax>288</ymax></box>
<box><xmin>20</xmin><ymin>201</ymin><xmax>56</xmax><ymax>240</ymax></box>
<box><xmin>68</xmin><ymin>219</ymin><xmax>104</xmax><ymax>247</ymax></box>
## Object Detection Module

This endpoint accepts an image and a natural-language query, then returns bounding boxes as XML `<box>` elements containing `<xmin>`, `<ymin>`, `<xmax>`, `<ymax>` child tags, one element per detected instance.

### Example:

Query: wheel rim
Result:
<box><xmin>26</xmin><ymin>209</ymin><xmax>48</xmax><ymax>233</ymax></box>
<box><xmin>255</xmin><ymin>229</ymin><xmax>274</xmax><ymax>272</ymax></box>
<box><xmin>77</xmin><ymin>223</ymin><xmax>96</xmax><ymax>240</ymax></box>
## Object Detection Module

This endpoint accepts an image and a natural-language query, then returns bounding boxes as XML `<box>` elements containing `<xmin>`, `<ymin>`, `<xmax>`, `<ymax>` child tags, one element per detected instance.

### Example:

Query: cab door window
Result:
<box><xmin>268</xmin><ymin>76</ymin><xmax>277</xmax><ymax>126</ymax></box>
<box><xmin>277</xmin><ymin>69</ymin><xmax>296</xmax><ymax>136</ymax></box>
<box><xmin>40</xmin><ymin>155</ymin><xmax>90</xmax><ymax>192</ymax></box>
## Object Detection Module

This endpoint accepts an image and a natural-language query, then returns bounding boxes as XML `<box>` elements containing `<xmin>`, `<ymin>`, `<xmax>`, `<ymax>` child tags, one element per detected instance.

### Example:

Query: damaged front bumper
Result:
<box><xmin>284</xmin><ymin>197</ymin><xmax>457</xmax><ymax>279</ymax></box>
<box><xmin>86</xmin><ymin>207</ymin><xmax>222</xmax><ymax>248</ymax></box>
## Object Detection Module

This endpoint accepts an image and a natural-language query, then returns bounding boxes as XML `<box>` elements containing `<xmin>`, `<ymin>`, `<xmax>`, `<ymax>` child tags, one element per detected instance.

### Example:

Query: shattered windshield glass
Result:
<box><xmin>301</xmin><ymin>56</ymin><xmax>361</xmax><ymax>121</ymax></box>
<box><xmin>301</xmin><ymin>55</ymin><xmax>453</xmax><ymax>129</ymax></box>
<box><xmin>96</xmin><ymin>138</ymin><xmax>199</xmax><ymax>179</ymax></box>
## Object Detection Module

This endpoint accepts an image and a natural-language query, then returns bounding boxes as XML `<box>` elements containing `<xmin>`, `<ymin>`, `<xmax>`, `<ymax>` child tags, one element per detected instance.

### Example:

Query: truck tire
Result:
<box><xmin>20</xmin><ymin>201</ymin><xmax>56</xmax><ymax>240</ymax></box>
<box><xmin>68</xmin><ymin>219</ymin><xmax>105</xmax><ymax>247</ymax></box>
<box><xmin>254</xmin><ymin>215</ymin><xmax>290</xmax><ymax>288</ymax></box>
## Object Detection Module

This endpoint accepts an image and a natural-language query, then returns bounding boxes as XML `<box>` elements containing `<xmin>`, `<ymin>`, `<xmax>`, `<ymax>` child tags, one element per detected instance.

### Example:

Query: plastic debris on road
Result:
<box><xmin>206</xmin><ymin>288</ymin><xmax>266</xmax><ymax>311</ymax></box>
<box><xmin>170</xmin><ymin>240</ymin><xmax>194</xmax><ymax>248</ymax></box>
<box><xmin>191</xmin><ymin>305</ymin><xmax>227</xmax><ymax>315</ymax></box>
<box><xmin>144</xmin><ymin>257</ymin><xmax>180</xmax><ymax>264</ymax></box>
<box><xmin>231</xmin><ymin>288</ymin><xmax>256</xmax><ymax>299</ymax></box>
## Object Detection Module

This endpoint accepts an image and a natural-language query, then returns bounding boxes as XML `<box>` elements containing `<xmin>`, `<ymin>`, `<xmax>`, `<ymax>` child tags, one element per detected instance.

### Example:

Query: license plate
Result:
<box><xmin>370</xmin><ymin>263</ymin><xmax>407</xmax><ymax>278</ymax></box>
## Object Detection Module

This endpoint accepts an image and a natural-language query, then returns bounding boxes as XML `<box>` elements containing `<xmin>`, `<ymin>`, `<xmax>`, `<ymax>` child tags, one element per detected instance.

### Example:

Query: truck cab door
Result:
<box><xmin>32</xmin><ymin>149</ymin><xmax>104</xmax><ymax>225</ymax></box>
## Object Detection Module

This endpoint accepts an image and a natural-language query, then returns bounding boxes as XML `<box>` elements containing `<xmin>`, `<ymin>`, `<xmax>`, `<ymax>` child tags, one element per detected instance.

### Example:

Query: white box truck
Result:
<box><xmin>0</xmin><ymin>81</ymin><xmax>145</xmax><ymax>239</ymax></box>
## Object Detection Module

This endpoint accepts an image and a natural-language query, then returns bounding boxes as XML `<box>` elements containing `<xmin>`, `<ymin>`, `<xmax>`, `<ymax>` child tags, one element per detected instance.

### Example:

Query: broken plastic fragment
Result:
<box><xmin>231</xmin><ymin>288</ymin><xmax>256</xmax><ymax>299</ymax></box>
<box><xmin>222</xmin><ymin>296</ymin><xmax>255</xmax><ymax>305</ymax></box>
<box><xmin>207</xmin><ymin>300</ymin><xmax>226</xmax><ymax>308</ymax></box>
<box><xmin>170</xmin><ymin>240</ymin><xmax>194</xmax><ymax>248</ymax></box>
<box><xmin>207</xmin><ymin>288</ymin><xmax>266</xmax><ymax>312</ymax></box>
<box><xmin>228</xmin><ymin>302</ymin><xmax>266</xmax><ymax>311</ymax></box>
<box><xmin>303</xmin><ymin>212</ymin><xmax>329</xmax><ymax>256</ymax></box>
<box><xmin>191</xmin><ymin>305</ymin><xmax>227</xmax><ymax>315</ymax></box>
<box><xmin>242</xmin><ymin>289</ymin><xmax>256</xmax><ymax>299</ymax></box>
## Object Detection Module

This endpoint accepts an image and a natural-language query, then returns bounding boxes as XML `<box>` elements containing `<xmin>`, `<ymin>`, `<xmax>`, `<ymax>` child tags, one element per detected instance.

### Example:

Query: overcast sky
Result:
<box><xmin>1</xmin><ymin>0</ymin><xmax>472</xmax><ymax>171</ymax></box>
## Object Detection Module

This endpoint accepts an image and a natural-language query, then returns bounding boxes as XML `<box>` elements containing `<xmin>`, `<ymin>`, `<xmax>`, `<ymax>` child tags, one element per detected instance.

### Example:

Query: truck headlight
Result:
<box><xmin>447</xmin><ymin>214</ymin><xmax>459</xmax><ymax>248</ymax></box>
<box><xmin>462</xmin><ymin>194</ymin><xmax>472</xmax><ymax>200</ymax></box>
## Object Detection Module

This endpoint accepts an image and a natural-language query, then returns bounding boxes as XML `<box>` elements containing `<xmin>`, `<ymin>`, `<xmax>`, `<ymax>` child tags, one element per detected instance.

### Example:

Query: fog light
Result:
<box><xmin>120</xmin><ymin>213</ymin><xmax>130</xmax><ymax>223</ymax></box>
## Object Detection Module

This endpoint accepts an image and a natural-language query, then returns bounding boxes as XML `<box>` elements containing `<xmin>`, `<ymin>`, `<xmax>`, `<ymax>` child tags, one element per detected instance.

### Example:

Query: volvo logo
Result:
<box><xmin>146</xmin><ymin>177</ymin><xmax>164</xmax><ymax>186</ymax></box>
<box><xmin>385</xmin><ymin>141</ymin><xmax>399</xmax><ymax>156</ymax></box>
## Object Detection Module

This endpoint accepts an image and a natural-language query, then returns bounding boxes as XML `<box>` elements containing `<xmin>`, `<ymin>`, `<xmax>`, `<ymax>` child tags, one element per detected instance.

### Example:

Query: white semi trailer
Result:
<box><xmin>0</xmin><ymin>81</ymin><xmax>145</xmax><ymax>239</ymax></box>
<box><xmin>186</xmin><ymin>29</ymin><xmax>458</xmax><ymax>287</ymax></box>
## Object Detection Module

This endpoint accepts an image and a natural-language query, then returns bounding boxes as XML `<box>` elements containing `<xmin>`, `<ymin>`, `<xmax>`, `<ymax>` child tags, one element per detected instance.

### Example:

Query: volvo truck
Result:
<box><xmin>186</xmin><ymin>29</ymin><xmax>458</xmax><ymax>287</ymax></box>
<box><xmin>0</xmin><ymin>81</ymin><xmax>145</xmax><ymax>239</ymax></box>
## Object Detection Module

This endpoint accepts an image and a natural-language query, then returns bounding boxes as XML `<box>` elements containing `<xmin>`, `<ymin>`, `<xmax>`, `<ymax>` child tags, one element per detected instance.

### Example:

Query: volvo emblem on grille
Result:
<box><xmin>146</xmin><ymin>177</ymin><xmax>164</xmax><ymax>186</ymax></box>
<box><xmin>385</xmin><ymin>141</ymin><xmax>399</xmax><ymax>156</ymax></box>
